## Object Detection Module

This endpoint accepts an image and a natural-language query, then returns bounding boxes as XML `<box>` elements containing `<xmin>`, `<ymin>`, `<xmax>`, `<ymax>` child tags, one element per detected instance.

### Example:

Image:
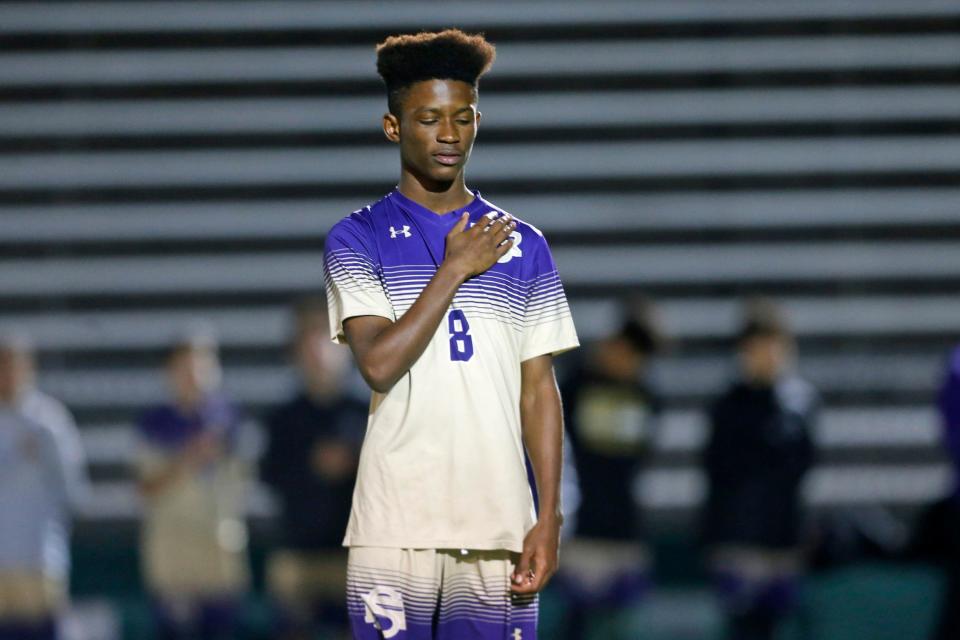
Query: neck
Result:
<box><xmin>175</xmin><ymin>392</ymin><xmax>205</xmax><ymax>415</ymax></box>
<box><xmin>0</xmin><ymin>386</ymin><xmax>26</xmax><ymax>408</ymax></box>
<box><xmin>398</xmin><ymin>170</ymin><xmax>473</xmax><ymax>215</ymax></box>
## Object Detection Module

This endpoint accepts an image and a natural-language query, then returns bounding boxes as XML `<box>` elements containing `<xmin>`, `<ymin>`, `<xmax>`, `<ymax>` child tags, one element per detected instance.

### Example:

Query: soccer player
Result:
<box><xmin>323</xmin><ymin>29</ymin><xmax>579</xmax><ymax>640</ymax></box>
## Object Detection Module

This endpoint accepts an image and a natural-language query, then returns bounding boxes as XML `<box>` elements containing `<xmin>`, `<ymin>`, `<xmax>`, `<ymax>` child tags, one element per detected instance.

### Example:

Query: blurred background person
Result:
<box><xmin>134</xmin><ymin>332</ymin><xmax>251</xmax><ymax>640</ymax></box>
<box><xmin>906</xmin><ymin>345</ymin><xmax>960</xmax><ymax>640</ymax></box>
<box><xmin>260</xmin><ymin>298</ymin><xmax>366</xmax><ymax>640</ymax></box>
<box><xmin>0</xmin><ymin>334</ymin><xmax>88</xmax><ymax>640</ymax></box>
<box><xmin>700</xmin><ymin>299</ymin><xmax>818</xmax><ymax>640</ymax></box>
<box><xmin>555</xmin><ymin>298</ymin><xmax>665</xmax><ymax>640</ymax></box>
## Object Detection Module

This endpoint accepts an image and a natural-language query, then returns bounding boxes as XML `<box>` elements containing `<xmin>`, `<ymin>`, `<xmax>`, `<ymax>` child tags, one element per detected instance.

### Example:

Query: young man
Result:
<box><xmin>323</xmin><ymin>29</ymin><xmax>579</xmax><ymax>640</ymax></box>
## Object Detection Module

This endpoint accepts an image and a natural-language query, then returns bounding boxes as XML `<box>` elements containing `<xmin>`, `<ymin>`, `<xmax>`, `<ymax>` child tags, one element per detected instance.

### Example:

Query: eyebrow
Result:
<box><xmin>417</xmin><ymin>106</ymin><xmax>475</xmax><ymax>115</ymax></box>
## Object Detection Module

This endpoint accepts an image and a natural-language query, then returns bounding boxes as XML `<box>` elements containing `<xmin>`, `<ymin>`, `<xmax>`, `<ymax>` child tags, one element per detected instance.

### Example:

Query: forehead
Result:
<box><xmin>402</xmin><ymin>78</ymin><xmax>477</xmax><ymax>112</ymax></box>
<box><xmin>169</xmin><ymin>345</ymin><xmax>215</xmax><ymax>364</ymax></box>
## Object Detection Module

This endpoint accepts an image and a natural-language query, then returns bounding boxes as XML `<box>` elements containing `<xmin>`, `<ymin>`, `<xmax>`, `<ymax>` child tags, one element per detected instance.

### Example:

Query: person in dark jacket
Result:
<box><xmin>701</xmin><ymin>299</ymin><xmax>818</xmax><ymax>640</ymax></box>
<box><xmin>556</xmin><ymin>297</ymin><xmax>665</xmax><ymax>640</ymax></box>
<box><xmin>260</xmin><ymin>298</ymin><xmax>367</xmax><ymax>640</ymax></box>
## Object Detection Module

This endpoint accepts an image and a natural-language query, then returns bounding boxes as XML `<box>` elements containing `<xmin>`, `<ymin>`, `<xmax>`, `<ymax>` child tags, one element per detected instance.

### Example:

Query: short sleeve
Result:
<box><xmin>323</xmin><ymin>215</ymin><xmax>395</xmax><ymax>344</ymax></box>
<box><xmin>521</xmin><ymin>234</ymin><xmax>580</xmax><ymax>362</ymax></box>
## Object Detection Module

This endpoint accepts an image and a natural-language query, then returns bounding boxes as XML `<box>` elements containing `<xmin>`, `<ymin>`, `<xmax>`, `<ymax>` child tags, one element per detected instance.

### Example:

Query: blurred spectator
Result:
<box><xmin>134</xmin><ymin>333</ymin><xmax>251</xmax><ymax>640</ymax></box>
<box><xmin>555</xmin><ymin>298</ymin><xmax>665</xmax><ymax>639</ymax></box>
<box><xmin>700</xmin><ymin>299</ymin><xmax>818</xmax><ymax>640</ymax></box>
<box><xmin>0</xmin><ymin>334</ymin><xmax>88</xmax><ymax>640</ymax></box>
<box><xmin>906</xmin><ymin>345</ymin><xmax>960</xmax><ymax>640</ymax></box>
<box><xmin>260</xmin><ymin>298</ymin><xmax>365</xmax><ymax>640</ymax></box>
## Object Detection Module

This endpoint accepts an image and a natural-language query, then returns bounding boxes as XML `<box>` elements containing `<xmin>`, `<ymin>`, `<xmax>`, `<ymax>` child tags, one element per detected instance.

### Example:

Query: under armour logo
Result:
<box><xmin>512</xmin><ymin>628</ymin><xmax>523</xmax><ymax>640</ymax></box>
<box><xmin>389</xmin><ymin>225</ymin><xmax>412</xmax><ymax>238</ymax></box>
<box><xmin>362</xmin><ymin>586</ymin><xmax>407</xmax><ymax>639</ymax></box>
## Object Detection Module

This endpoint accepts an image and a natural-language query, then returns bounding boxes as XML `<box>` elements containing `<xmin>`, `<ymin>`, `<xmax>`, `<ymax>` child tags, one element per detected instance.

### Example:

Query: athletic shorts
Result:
<box><xmin>346</xmin><ymin>547</ymin><xmax>538</xmax><ymax>640</ymax></box>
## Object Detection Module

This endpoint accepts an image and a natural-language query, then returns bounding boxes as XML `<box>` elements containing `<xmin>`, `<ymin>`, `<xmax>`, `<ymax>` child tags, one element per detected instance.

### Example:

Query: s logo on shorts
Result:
<box><xmin>362</xmin><ymin>585</ymin><xmax>407</xmax><ymax>638</ymax></box>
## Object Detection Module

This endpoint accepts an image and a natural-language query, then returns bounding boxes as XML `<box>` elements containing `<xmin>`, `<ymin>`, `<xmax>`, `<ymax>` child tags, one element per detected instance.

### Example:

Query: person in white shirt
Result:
<box><xmin>0</xmin><ymin>334</ymin><xmax>88</xmax><ymax>640</ymax></box>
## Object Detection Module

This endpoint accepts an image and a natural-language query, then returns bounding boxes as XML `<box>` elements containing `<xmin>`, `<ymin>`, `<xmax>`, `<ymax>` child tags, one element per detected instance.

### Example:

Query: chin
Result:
<box><xmin>417</xmin><ymin>168</ymin><xmax>460</xmax><ymax>186</ymax></box>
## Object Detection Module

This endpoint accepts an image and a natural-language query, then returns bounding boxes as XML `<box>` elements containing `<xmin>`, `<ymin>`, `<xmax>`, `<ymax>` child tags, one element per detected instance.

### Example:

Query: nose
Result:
<box><xmin>437</xmin><ymin>118</ymin><xmax>459</xmax><ymax>143</ymax></box>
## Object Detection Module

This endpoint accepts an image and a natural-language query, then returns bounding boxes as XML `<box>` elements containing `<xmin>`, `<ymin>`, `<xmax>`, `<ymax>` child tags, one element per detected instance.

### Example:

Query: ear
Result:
<box><xmin>475</xmin><ymin>110</ymin><xmax>482</xmax><ymax>128</ymax></box>
<box><xmin>383</xmin><ymin>112</ymin><xmax>401</xmax><ymax>144</ymax></box>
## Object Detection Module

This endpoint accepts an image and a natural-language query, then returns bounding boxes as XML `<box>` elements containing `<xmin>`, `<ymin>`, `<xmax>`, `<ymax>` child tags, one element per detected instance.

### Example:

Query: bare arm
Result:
<box><xmin>511</xmin><ymin>353</ymin><xmax>565</xmax><ymax>594</ymax></box>
<box><xmin>343</xmin><ymin>211</ymin><xmax>515</xmax><ymax>393</ymax></box>
<box><xmin>137</xmin><ymin>432</ymin><xmax>222</xmax><ymax>499</ymax></box>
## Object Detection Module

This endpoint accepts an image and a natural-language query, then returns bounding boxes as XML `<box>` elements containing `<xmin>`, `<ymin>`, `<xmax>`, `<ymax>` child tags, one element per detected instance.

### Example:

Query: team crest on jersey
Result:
<box><xmin>498</xmin><ymin>230</ymin><xmax>523</xmax><ymax>264</ymax></box>
<box><xmin>362</xmin><ymin>586</ymin><xmax>407</xmax><ymax>638</ymax></box>
<box><xmin>389</xmin><ymin>225</ymin><xmax>412</xmax><ymax>238</ymax></box>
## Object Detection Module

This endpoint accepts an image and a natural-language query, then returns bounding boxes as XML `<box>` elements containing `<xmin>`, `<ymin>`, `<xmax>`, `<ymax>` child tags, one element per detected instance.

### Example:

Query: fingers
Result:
<box><xmin>510</xmin><ymin>551</ymin><xmax>533</xmax><ymax>591</ymax></box>
<box><xmin>477</xmin><ymin>211</ymin><xmax>512</xmax><ymax>233</ymax></box>
<box><xmin>494</xmin><ymin>217</ymin><xmax>516</xmax><ymax>242</ymax></box>
<box><xmin>448</xmin><ymin>211</ymin><xmax>470</xmax><ymax>237</ymax></box>
<box><xmin>495</xmin><ymin>237</ymin><xmax>515</xmax><ymax>260</ymax></box>
<box><xmin>510</xmin><ymin>549</ymin><xmax>555</xmax><ymax>594</ymax></box>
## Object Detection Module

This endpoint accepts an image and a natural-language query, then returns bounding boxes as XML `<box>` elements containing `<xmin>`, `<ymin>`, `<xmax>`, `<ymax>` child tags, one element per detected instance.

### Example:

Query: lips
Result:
<box><xmin>432</xmin><ymin>151</ymin><xmax>462</xmax><ymax>166</ymax></box>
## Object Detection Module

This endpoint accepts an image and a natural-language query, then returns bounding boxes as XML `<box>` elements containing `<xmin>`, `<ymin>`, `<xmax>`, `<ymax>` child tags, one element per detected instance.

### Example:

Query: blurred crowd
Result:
<box><xmin>0</xmin><ymin>295</ymin><xmax>958</xmax><ymax>640</ymax></box>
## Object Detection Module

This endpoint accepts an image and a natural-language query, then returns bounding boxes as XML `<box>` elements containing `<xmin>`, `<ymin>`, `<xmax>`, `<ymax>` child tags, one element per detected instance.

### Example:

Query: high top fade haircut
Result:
<box><xmin>376</xmin><ymin>29</ymin><xmax>496</xmax><ymax>116</ymax></box>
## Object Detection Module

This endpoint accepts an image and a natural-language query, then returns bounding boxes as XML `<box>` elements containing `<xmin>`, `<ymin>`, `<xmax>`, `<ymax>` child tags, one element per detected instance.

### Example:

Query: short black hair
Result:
<box><xmin>376</xmin><ymin>29</ymin><xmax>496</xmax><ymax>115</ymax></box>
<box><xmin>737</xmin><ymin>298</ymin><xmax>791</xmax><ymax>344</ymax></box>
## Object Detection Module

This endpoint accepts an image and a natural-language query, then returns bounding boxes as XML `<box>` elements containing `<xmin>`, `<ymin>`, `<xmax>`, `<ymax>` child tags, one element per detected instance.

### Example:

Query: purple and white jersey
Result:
<box><xmin>324</xmin><ymin>189</ymin><xmax>579</xmax><ymax>552</ymax></box>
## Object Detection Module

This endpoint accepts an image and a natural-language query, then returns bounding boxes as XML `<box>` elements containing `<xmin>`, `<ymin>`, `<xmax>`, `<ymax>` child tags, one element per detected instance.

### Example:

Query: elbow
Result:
<box><xmin>358</xmin><ymin>361</ymin><xmax>398</xmax><ymax>394</ymax></box>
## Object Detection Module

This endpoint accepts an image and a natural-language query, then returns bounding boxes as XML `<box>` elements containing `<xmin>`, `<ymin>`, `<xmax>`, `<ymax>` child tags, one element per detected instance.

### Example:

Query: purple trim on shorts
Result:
<box><xmin>347</xmin><ymin>571</ymin><xmax>539</xmax><ymax>639</ymax></box>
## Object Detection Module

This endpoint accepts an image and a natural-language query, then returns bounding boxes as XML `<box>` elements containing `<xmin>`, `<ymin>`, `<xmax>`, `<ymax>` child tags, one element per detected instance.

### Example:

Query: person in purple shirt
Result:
<box><xmin>908</xmin><ymin>346</ymin><xmax>960</xmax><ymax>640</ymax></box>
<box><xmin>135</xmin><ymin>333</ymin><xmax>252</xmax><ymax>640</ymax></box>
<box><xmin>938</xmin><ymin>347</ymin><xmax>960</xmax><ymax>495</ymax></box>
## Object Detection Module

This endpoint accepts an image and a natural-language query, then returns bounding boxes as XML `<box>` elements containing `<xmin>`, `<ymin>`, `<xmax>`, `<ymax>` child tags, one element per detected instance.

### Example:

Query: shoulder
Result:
<box><xmin>776</xmin><ymin>376</ymin><xmax>820</xmax><ymax>415</ymax></box>
<box><xmin>473</xmin><ymin>195</ymin><xmax>552</xmax><ymax>268</ymax></box>
<box><xmin>325</xmin><ymin>194</ymin><xmax>399</xmax><ymax>259</ymax></box>
<box><xmin>327</xmin><ymin>205</ymin><xmax>375</xmax><ymax>243</ymax></box>
<box><xmin>710</xmin><ymin>383</ymin><xmax>742</xmax><ymax>417</ymax></box>
<box><xmin>21</xmin><ymin>390</ymin><xmax>78</xmax><ymax>437</ymax></box>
